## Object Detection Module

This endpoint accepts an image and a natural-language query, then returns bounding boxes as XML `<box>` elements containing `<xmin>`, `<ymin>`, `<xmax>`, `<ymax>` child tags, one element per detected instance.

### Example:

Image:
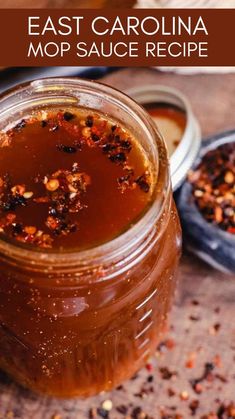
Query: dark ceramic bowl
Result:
<box><xmin>177</xmin><ymin>130</ymin><xmax>235</xmax><ymax>274</ymax></box>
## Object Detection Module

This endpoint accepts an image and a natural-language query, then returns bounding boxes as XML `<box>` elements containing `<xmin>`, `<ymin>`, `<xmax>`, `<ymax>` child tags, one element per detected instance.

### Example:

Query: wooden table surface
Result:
<box><xmin>0</xmin><ymin>68</ymin><xmax>235</xmax><ymax>419</ymax></box>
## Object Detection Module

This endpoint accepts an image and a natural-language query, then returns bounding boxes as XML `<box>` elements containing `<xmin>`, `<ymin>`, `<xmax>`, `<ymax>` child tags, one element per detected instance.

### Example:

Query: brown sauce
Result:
<box><xmin>0</xmin><ymin>108</ymin><xmax>152</xmax><ymax>250</ymax></box>
<box><xmin>145</xmin><ymin>103</ymin><xmax>186</xmax><ymax>156</ymax></box>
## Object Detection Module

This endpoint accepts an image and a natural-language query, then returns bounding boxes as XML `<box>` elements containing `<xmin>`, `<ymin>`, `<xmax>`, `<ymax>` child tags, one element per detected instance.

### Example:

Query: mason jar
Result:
<box><xmin>0</xmin><ymin>78</ymin><xmax>181</xmax><ymax>397</ymax></box>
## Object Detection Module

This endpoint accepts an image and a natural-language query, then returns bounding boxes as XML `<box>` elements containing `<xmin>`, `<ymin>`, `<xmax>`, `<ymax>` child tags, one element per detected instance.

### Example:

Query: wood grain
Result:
<box><xmin>0</xmin><ymin>68</ymin><xmax>235</xmax><ymax>419</ymax></box>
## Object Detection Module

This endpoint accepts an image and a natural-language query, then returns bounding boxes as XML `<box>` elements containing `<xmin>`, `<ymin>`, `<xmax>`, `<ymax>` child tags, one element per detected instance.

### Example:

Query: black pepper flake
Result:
<box><xmin>49</xmin><ymin>208</ymin><xmax>57</xmax><ymax>217</ymax></box>
<box><xmin>205</xmin><ymin>362</ymin><xmax>215</xmax><ymax>373</ymax></box>
<box><xmin>2</xmin><ymin>194</ymin><xmax>27</xmax><ymax>211</ymax></box>
<box><xmin>189</xmin><ymin>315</ymin><xmax>201</xmax><ymax>322</ymax></box>
<box><xmin>109</xmin><ymin>152</ymin><xmax>126</xmax><ymax>163</ymax></box>
<box><xmin>63</xmin><ymin>111</ymin><xmax>75</xmax><ymax>121</ymax></box>
<box><xmin>56</xmin><ymin>144</ymin><xmax>77</xmax><ymax>154</ymax></box>
<box><xmin>159</xmin><ymin>367</ymin><xmax>177</xmax><ymax>380</ymax></box>
<box><xmin>191</xmin><ymin>299</ymin><xmax>200</xmax><ymax>306</ymax></box>
<box><xmin>116</xmin><ymin>405</ymin><xmax>128</xmax><ymax>415</ymax></box>
<box><xmin>214</xmin><ymin>323</ymin><xmax>221</xmax><ymax>332</ymax></box>
<box><xmin>114</xmin><ymin>135</ymin><xmax>120</xmax><ymax>142</ymax></box>
<box><xmin>14</xmin><ymin>119</ymin><xmax>26</xmax><ymax>131</ymax></box>
<box><xmin>190</xmin><ymin>362</ymin><xmax>215</xmax><ymax>393</ymax></box>
<box><xmin>216</xmin><ymin>402</ymin><xmax>235</xmax><ymax>418</ymax></box>
<box><xmin>41</xmin><ymin>120</ymin><xmax>47</xmax><ymax>128</ymax></box>
<box><xmin>86</xmin><ymin>115</ymin><xmax>94</xmax><ymax>127</ymax></box>
<box><xmin>91</xmin><ymin>133</ymin><xmax>100</xmax><ymax>142</ymax></box>
<box><xmin>102</xmin><ymin>143</ymin><xmax>117</xmax><ymax>153</ymax></box>
<box><xmin>136</xmin><ymin>174</ymin><xmax>150</xmax><ymax>193</ymax></box>
<box><xmin>189</xmin><ymin>399</ymin><xmax>199</xmax><ymax>416</ymax></box>
<box><xmin>12</xmin><ymin>223</ymin><xmax>23</xmax><ymax>236</ymax></box>
<box><xmin>215</xmin><ymin>373</ymin><xmax>228</xmax><ymax>383</ymax></box>
<box><xmin>131</xmin><ymin>406</ymin><xmax>143</xmax><ymax>419</ymax></box>
<box><xmin>118</xmin><ymin>175</ymin><xmax>131</xmax><ymax>184</ymax></box>
<box><xmin>111</xmin><ymin>125</ymin><xmax>117</xmax><ymax>132</ymax></box>
<box><xmin>120</xmin><ymin>140</ymin><xmax>132</xmax><ymax>151</ymax></box>
<box><xmin>97</xmin><ymin>407</ymin><xmax>109</xmax><ymax>418</ymax></box>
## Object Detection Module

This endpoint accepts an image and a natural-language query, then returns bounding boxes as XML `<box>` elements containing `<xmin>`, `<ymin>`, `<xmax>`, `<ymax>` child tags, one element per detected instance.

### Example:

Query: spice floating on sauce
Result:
<box><xmin>188</xmin><ymin>142</ymin><xmax>235</xmax><ymax>234</ymax></box>
<box><xmin>0</xmin><ymin>108</ymin><xmax>152</xmax><ymax>250</ymax></box>
<box><xmin>145</xmin><ymin>103</ymin><xmax>186</xmax><ymax>156</ymax></box>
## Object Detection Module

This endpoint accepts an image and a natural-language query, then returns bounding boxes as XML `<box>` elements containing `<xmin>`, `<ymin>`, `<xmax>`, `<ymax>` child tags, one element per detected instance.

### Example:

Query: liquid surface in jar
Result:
<box><xmin>145</xmin><ymin>103</ymin><xmax>186</xmax><ymax>156</ymax></box>
<box><xmin>0</xmin><ymin>108</ymin><xmax>152</xmax><ymax>250</ymax></box>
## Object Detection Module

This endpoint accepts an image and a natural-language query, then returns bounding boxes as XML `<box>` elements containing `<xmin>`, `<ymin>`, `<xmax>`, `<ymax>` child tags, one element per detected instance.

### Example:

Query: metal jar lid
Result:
<box><xmin>126</xmin><ymin>85</ymin><xmax>201</xmax><ymax>191</ymax></box>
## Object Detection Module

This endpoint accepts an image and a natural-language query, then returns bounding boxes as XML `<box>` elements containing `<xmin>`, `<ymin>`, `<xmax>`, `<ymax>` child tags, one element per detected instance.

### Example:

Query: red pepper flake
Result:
<box><xmin>24</xmin><ymin>226</ymin><xmax>37</xmax><ymax>235</ymax></box>
<box><xmin>209</xmin><ymin>323</ymin><xmax>221</xmax><ymax>335</ymax></box>
<box><xmin>0</xmin><ymin>213</ymin><xmax>16</xmax><ymax>232</ymax></box>
<box><xmin>201</xmin><ymin>402</ymin><xmax>235</xmax><ymax>419</ymax></box>
<box><xmin>45</xmin><ymin>179</ymin><xmax>60</xmax><ymax>192</ymax></box>
<box><xmin>218</xmin><ymin>403</ymin><xmax>235</xmax><ymax>417</ymax></box>
<box><xmin>0</xmin><ymin>132</ymin><xmax>12</xmax><ymax>148</ymax></box>
<box><xmin>193</xmin><ymin>383</ymin><xmax>203</xmax><ymax>394</ymax></box>
<box><xmin>168</xmin><ymin>387</ymin><xmax>176</xmax><ymax>397</ymax></box>
<box><xmin>146</xmin><ymin>363</ymin><xmax>153</xmax><ymax>372</ymax></box>
<box><xmin>89</xmin><ymin>408</ymin><xmax>97</xmax><ymax>419</ymax></box>
<box><xmin>41</xmin><ymin>166</ymin><xmax>91</xmax><ymax>238</ymax></box>
<box><xmin>0</xmin><ymin>176</ymin><xmax>28</xmax><ymax>212</ymax></box>
<box><xmin>11</xmin><ymin>184</ymin><xmax>25</xmax><ymax>196</ymax></box>
<box><xmin>191</xmin><ymin>300</ymin><xmax>200</xmax><ymax>306</ymax></box>
<box><xmin>165</xmin><ymin>338</ymin><xmax>176</xmax><ymax>350</ymax></box>
<box><xmin>213</xmin><ymin>355</ymin><xmax>223</xmax><ymax>376</ymax></box>
<box><xmin>34</xmin><ymin>196</ymin><xmax>50</xmax><ymax>204</ymax></box>
<box><xmin>11</xmin><ymin>224</ymin><xmax>54</xmax><ymax>248</ymax></box>
<box><xmin>117</xmin><ymin>174</ymin><xmax>133</xmax><ymax>193</ymax></box>
<box><xmin>185</xmin><ymin>352</ymin><xmax>197</xmax><ymax>369</ymax></box>
<box><xmin>116</xmin><ymin>405</ymin><xmax>128</xmax><ymax>415</ymax></box>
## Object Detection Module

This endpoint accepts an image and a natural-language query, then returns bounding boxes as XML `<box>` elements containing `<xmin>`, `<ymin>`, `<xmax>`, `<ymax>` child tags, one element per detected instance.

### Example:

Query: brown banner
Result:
<box><xmin>0</xmin><ymin>9</ymin><xmax>234</xmax><ymax>66</ymax></box>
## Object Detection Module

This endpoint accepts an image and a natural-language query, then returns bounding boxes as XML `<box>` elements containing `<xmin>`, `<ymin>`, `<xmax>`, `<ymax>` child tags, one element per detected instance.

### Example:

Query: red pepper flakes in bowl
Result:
<box><xmin>177</xmin><ymin>132</ymin><xmax>235</xmax><ymax>273</ymax></box>
<box><xmin>188</xmin><ymin>142</ymin><xmax>235</xmax><ymax>235</ymax></box>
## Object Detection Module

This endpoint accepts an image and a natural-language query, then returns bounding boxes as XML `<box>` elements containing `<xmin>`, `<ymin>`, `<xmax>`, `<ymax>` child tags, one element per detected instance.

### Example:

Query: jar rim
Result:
<box><xmin>0</xmin><ymin>77</ymin><xmax>171</xmax><ymax>271</ymax></box>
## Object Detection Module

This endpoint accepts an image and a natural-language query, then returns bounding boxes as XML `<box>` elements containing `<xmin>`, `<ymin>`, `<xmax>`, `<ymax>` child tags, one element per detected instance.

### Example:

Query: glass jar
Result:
<box><xmin>0</xmin><ymin>78</ymin><xmax>181</xmax><ymax>397</ymax></box>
